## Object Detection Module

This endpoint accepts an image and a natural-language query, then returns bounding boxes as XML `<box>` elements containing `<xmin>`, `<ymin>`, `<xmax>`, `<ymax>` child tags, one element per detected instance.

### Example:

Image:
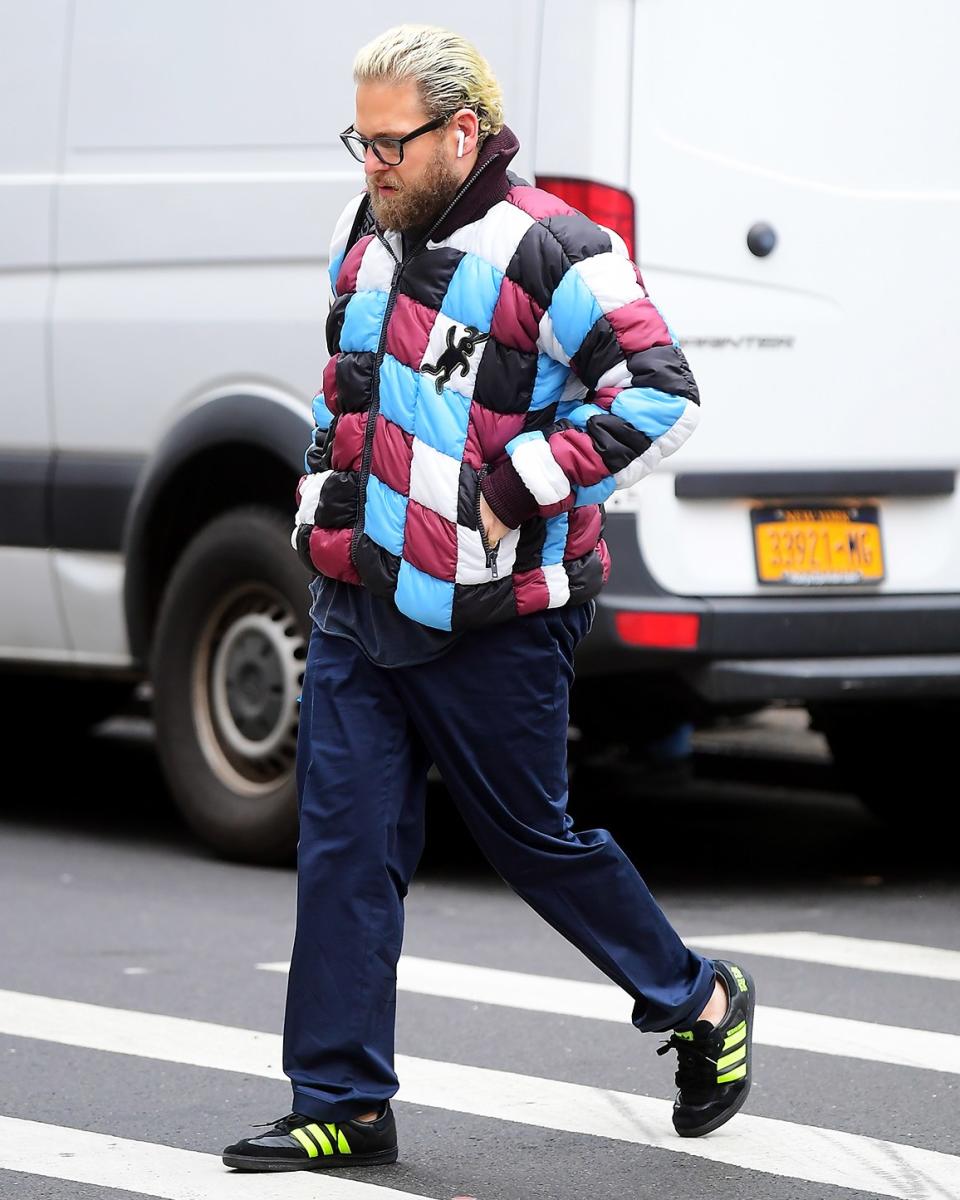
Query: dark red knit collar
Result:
<box><xmin>425</xmin><ymin>123</ymin><xmax>521</xmax><ymax>243</ymax></box>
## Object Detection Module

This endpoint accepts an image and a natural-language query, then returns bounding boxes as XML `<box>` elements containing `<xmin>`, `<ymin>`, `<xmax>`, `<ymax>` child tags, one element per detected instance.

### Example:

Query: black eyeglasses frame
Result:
<box><xmin>339</xmin><ymin>115</ymin><xmax>450</xmax><ymax>166</ymax></box>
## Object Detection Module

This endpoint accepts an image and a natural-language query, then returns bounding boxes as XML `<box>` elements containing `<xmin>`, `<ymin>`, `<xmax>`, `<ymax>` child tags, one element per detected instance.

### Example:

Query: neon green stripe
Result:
<box><xmin>290</xmin><ymin>1127</ymin><xmax>318</xmax><ymax>1158</ymax></box>
<box><xmin>723</xmin><ymin>1024</ymin><xmax>747</xmax><ymax>1052</ymax></box>
<box><xmin>322</xmin><ymin>1123</ymin><xmax>351</xmax><ymax>1155</ymax></box>
<box><xmin>306</xmin><ymin>1123</ymin><xmax>334</xmax><ymax>1155</ymax></box>
<box><xmin>674</xmin><ymin>1030</ymin><xmax>694</xmax><ymax>1041</ymax></box>
<box><xmin>717</xmin><ymin>1045</ymin><xmax>747</xmax><ymax>1071</ymax></box>
<box><xmin>717</xmin><ymin>1063</ymin><xmax>748</xmax><ymax>1083</ymax></box>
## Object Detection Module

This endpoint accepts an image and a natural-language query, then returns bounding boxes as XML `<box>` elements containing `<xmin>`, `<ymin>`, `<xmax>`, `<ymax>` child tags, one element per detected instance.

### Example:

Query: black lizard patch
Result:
<box><xmin>421</xmin><ymin>325</ymin><xmax>490</xmax><ymax>394</ymax></box>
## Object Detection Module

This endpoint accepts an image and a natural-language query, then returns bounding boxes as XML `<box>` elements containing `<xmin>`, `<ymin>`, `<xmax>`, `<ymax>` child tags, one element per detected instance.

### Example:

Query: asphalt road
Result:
<box><xmin>1</xmin><ymin>708</ymin><xmax>958</xmax><ymax>1200</ymax></box>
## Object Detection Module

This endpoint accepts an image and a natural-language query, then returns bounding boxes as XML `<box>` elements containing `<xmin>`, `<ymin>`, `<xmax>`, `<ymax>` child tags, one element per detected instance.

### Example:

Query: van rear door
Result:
<box><xmin>626</xmin><ymin>0</ymin><xmax>960</xmax><ymax>598</ymax></box>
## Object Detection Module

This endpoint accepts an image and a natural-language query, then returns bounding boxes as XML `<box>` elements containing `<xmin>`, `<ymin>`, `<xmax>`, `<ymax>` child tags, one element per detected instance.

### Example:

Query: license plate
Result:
<box><xmin>751</xmin><ymin>504</ymin><xmax>885</xmax><ymax>585</ymax></box>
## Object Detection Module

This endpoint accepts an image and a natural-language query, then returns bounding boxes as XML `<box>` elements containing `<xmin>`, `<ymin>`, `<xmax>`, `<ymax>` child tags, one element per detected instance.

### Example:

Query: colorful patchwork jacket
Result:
<box><xmin>292</xmin><ymin>124</ymin><xmax>700</xmax><ymax>631</ymax></box>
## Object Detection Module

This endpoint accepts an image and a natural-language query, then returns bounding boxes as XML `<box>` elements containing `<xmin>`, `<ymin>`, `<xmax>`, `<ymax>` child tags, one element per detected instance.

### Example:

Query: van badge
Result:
<box><xmin>421</xmin><ymin>325</ymin><xmax>489</xmax><ymax>394</ymax></box>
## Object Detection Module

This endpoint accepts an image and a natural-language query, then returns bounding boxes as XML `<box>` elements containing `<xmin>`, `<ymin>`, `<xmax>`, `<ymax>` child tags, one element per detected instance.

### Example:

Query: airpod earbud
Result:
<box><xmin>456</xmin><ymin>130</ymin><xmax>465</xmax><ymax>158</ymax></box>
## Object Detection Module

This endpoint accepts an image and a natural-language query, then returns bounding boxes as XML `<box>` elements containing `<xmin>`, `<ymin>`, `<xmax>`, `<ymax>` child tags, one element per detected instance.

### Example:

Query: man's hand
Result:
<box><xmin>479</xmin><ymin>493</ymin><xmax>510</xmax><ymax>547</ymax></box>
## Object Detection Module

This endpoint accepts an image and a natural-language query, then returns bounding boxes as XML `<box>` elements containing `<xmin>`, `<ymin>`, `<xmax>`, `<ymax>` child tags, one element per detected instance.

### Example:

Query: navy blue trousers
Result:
<box><xmin>282</xmin><ymin>605</ymin><xmax>715</xmax><ymax>1121</ymax></box>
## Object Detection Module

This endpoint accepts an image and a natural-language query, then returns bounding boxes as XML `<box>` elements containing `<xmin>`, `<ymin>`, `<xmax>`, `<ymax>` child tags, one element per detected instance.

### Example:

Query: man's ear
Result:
<box><xmin>451</xmin><ymin>108</ymin><xmax>481</xmax><ymax>158</ymax></box>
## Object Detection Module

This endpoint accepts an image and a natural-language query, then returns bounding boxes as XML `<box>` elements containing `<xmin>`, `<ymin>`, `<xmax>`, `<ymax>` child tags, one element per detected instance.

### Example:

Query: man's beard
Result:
<box><xmin>367</xmin><ymin>143</ymin><xmax>462</xmax><ymax>235</ymax></box>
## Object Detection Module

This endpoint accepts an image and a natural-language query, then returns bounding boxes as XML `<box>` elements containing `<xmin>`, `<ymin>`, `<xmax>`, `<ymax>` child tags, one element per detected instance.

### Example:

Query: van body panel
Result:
<box><xmin>0</xmin><ymin>0</ymin><xmax>67</xmax><ymax>269</ymax></box>
<box><xmin>58</xmin><ymin>0</ymin><xmax>542</xmax><ymax>268</ymax></box>
<box><xmin>57</xmin><ymin>551</ymin><xmax>131</xmax><ymax>662</ymax></box>
<box><xmin>51</xmin><ymin>264</ymin><xmax>329</xmax><ymax>452</ymax></box>
<box><xmin>627</xmin><ymin>0</ymin><xmax>960</xmax><ymax>597</ymax></box>
<box><xmin>0</xmin><ymin>549</ymin><xmax>72</xmax><ymax>658</ymax></box>
<box><xmin>0</xmin><ymin>2</ymin><xmax>71</xmax><ymax>655</ymax></box>
<box><xmin>536</xmin><ymin>0</ymin><xmax>633</xmax><ymax>189</ymax></box>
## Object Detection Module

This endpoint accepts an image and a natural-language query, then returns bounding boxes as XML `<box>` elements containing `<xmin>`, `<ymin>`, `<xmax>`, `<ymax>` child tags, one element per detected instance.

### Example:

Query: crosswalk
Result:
<box><xmin>2</xmin><ymin>930</ymin><xmax>959</xmax><ymax>1200</ymax></box>
<box><xmin>0</xmin><ymin>1117</ymin><xmax>434</xmax><ymax>1200</ymax></box>
<box><xmin>259</xmin><ymin>947</ymin><xmax>960</xmax><ymax>1074</ymax></box>
<box><xmin>686</xmin><ymin>931</ymin><xmax>960</xmax><ymax>982</ymax></box>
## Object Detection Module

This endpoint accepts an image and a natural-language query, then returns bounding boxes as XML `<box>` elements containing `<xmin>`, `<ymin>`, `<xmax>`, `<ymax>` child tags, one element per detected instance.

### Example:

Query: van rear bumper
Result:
<box><xmin>687</xmin><ymin>654</ymin><xmax>960</xmax><ymax>703</ymax></box>
<box><xmin>577</xmin><ymin>512</ymin><xmax>960</xmax><ymax>703</ymax></box>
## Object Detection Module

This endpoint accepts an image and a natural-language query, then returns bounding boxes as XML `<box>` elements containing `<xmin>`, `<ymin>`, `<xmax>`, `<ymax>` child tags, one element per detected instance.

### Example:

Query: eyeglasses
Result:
<box><xmin>339</xmin><ymin>115</ymin><xmax>448</xmax><ymax>166</ymax></box>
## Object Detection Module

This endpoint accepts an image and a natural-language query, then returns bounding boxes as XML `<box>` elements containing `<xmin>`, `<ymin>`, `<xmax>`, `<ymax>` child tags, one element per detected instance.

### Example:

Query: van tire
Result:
<box><xmin>808</xmin><ymin>699</ymin><xmax>957</xmax><ymax>821</ymax></box>
<box><xmin>150</xmin><ymin>505</ymin><xmax>311</xmax><ymax>863</ymax></box>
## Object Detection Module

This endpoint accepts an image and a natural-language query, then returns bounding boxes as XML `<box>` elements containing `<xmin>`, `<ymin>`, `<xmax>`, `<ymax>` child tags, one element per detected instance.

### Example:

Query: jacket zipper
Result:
<box><xmin>349</xmin><ymin>252</ymin><xmax>401</xmax><ymax>567</ymax></box>
<box><xmin>475</xmin><ymin>464</ymin><xmax>500</xmax><ymax>578</ymax></box>
<box><xmin>349</xmin><ymin>152</ymin><xmax>503</xmax><ymax>569</ymax></box>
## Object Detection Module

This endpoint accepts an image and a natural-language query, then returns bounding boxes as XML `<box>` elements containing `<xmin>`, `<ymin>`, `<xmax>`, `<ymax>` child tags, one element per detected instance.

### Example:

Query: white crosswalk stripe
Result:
<box><xmin>685</xmin><ymin>931</ymin><xmax>960</xmax><ymax>982</ymax></box>
<box><xmin>1</xmin><ymin>986</ymin><xmax>958</xmax><ymax>1199</ymax></box>
<box><xmin>254</xmin><ymin>954</ymin><xmax>960</xmax><ymax>1076</ymax></box>
<box><xmin>0</xmin><ymin>1115</ymin><xmax>429</xmax><ymax>1199</ymax></box>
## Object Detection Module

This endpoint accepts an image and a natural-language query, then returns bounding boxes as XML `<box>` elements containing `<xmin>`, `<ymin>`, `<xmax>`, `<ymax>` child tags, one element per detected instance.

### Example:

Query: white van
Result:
<box><xmin>3</xmin><ymin>0</ymin><xmax>957</xmax><ymax>858</ymax></box>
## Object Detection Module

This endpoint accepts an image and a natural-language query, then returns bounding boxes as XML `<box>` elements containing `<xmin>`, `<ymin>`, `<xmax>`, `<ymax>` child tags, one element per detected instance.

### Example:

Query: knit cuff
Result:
<box><xmin>480</xmin><ymin>459</ymin><xmax>540</xmax><ymax>528</ymax></box>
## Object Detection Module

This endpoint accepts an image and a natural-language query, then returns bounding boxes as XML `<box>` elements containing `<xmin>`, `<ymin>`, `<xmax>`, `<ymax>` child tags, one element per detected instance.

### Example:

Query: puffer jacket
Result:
<box><xmin>292</xmin><ymin>124</ymin><xmax>700</xmax><ymax>631</ymax></box>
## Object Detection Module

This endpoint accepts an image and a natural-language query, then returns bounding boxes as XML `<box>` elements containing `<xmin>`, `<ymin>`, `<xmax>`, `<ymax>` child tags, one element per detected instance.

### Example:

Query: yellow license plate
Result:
<box><xmin>752</xmin><ymin>504</ymin><xmax>885</xmax><ymax>585</ymax></box>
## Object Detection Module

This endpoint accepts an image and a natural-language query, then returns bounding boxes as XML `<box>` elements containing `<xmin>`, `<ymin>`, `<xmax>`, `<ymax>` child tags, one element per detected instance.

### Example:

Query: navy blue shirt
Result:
<box><xmin>308</xmin><ymin>574</ymin><xmax>462</xmax><ymax>667</ymax></box>
<box><xmin>308</xmin><ymin>575</ymin><xmax>595</xmax><ymax>668</ymax></box>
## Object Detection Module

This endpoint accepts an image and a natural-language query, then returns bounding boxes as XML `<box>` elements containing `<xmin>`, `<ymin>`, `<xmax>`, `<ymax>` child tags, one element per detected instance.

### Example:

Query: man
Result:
<box><xmin>222</xmin><ymin>22</ymin><xmax>756</xmax><ymax>1173</ymax></box>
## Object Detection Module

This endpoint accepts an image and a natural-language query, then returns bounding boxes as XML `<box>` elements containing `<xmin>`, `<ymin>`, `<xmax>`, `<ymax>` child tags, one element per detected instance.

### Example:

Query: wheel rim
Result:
<box><xmin>192</xmin><ymin>584</ymin><xmax>306</xmax><ymax>794</ymax></box>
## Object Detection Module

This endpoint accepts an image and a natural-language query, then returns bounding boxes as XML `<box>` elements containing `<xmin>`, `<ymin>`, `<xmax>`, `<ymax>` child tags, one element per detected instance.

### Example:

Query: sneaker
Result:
<box><xmin>221</xmin><ymin>1102</ymin><xmax>398</xmax><ymax>1170</ymax></box>
<box><xmin>657</xmin><ymin>959</ymin><xmax>756</xmax><ymax>1137</ymax></box>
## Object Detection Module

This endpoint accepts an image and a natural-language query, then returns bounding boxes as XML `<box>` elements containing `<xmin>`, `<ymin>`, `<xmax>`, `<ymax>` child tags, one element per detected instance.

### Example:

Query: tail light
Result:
<box><xmin>534</xmin><ymin>176</ymin><xmax>636</xmax><ymax>260</ymax></box>
<box><xmin>615</xmin><ymin>611</ymin><xmax>701</xmax><ymax>650</ymax></box>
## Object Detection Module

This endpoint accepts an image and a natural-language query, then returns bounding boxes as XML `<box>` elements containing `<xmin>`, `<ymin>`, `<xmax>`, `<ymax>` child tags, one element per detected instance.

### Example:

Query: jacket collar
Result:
<box><xmin>427</xmin><ymin>123</ymin><xmax>521</xmax><ymax>243</ymax></box>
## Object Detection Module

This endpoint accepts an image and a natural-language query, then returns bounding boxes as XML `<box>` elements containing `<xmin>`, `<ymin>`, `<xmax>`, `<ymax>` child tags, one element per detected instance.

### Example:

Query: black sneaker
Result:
<box><xmin>657</xmin><ymin>959</ymin><xmax>756</xmax><ymax>1137</ymax></box>
<box><xmin>221</xmin><ymin>1102</ymin><xmax>398</xmax><ymax>1170</ymax></box>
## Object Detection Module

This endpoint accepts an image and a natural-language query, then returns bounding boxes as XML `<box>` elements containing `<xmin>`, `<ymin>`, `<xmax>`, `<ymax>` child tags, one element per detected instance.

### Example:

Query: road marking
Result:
<box><xmin>0</xmin><ymin>988</ymin><xmax>957</xmax><ymax>1199</ymax></box>
<box><xmin>685</xmin><ymin>932</ymin><xmax>960</xmax><ymax>982</ymax></box>
<box><xmin>254</xmin><ymin>956</ymin><xmax>960</xmax><ymax>1076</ymax></box>
<box><xmin>0</xmin><ymin>1115</ymin><xmax>426</xmax><ymax>1199</ymax></box>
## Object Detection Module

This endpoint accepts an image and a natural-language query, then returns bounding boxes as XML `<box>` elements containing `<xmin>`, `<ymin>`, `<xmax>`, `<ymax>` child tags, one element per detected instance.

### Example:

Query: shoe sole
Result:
<box><xmin>222</xmin><ymin>1147</ymin><xmax>398</xmax><ymax>1171</ymax></box>
<box><xmin>675</xmin><ymin>962</ymin><xmax>756</xmax><ymax>1139</ymax></box>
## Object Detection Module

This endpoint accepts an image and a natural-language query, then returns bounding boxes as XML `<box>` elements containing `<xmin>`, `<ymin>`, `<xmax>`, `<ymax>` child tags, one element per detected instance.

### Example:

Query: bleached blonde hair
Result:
<box><xmin>352</xmin><ymin>24</ymin><xmax>505</xmax><ymax>146</ymax></box>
